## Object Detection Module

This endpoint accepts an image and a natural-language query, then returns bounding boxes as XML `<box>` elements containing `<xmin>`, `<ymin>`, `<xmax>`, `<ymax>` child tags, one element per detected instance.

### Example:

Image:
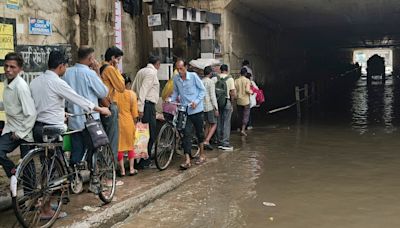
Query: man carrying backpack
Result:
<box><xmin>202</xmin><ymin>66</ymin><xmax>219</xmax><ymax>150</ymax></box>
<box><xmin>215</xmin><ymin>64</ymin><xmax>236</xmax><ymax>151</ymax></box>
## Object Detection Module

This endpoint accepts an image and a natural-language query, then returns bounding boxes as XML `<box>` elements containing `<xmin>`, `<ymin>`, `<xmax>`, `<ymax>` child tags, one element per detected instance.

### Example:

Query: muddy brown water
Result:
<box><xmin>114</xmin><ymin>78</ymin><xmax>400</xmax><ymax>228</ymax></box>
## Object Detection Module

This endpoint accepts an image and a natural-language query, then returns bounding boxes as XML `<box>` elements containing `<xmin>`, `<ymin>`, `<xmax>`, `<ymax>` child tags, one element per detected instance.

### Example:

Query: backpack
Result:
<box><xmin>251</xmin><ymin>84</ymin><xmax>265</xmax><ymax>105</ymax></box>
<box><xmin>215</xmin><ymin>75</ymin><xmax>231</xmax><ymax>109</ymax></box>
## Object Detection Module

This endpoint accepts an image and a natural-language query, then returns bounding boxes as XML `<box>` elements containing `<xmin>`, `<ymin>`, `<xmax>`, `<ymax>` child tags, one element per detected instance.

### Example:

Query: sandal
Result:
<box><xmin>195</xmin><ymin>158</ymin><xmax>207</xmax><ymax>165</ymax></box>
<box><xmin>129</xmin><ymin>169</ymin><xmax>138</xmax><ymax>176</ymax></box>
<box><xmin>117</xmin><ymin>170</ymin><xmax>126</xmax><ymax>178</ymax></box>
<box><xmin>180</xmin><ymin>163</ymin><xmax>192</xmax><ymax>170</ymax></box>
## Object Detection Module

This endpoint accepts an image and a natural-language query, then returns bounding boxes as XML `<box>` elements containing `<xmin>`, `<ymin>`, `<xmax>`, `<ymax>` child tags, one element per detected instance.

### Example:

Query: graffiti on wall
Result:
<box><xmin>16</xmin><ymin>45</ymin><xmax>72</xmax><ymax>72</ymax></box>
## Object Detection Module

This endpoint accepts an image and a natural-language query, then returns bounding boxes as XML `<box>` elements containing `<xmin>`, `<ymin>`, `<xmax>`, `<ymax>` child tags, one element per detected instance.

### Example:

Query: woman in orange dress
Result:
<box><xmin>115</xmin><ymin>75</ymin><xmax>139</xmax><ymax>176</ymax></box>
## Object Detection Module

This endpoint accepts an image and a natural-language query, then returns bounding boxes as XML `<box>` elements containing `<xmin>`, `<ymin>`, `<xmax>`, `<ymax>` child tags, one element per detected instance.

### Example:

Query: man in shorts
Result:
<box><xmin>202</xmin><ymin>66</ymin><xmax>219</xmax><ymax>150</ymax></box>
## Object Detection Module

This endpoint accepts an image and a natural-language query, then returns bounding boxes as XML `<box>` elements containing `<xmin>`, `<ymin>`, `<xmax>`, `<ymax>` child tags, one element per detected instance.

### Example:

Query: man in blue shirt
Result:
<box><xmin>169</xmin><ymin>60</ymin><xmax>206</xmax><ymax>169</ymax></box>
<box><xmin>63</xmin><ymin>47</ymin><xmax>108</xmax><ymax>165</ymax></box>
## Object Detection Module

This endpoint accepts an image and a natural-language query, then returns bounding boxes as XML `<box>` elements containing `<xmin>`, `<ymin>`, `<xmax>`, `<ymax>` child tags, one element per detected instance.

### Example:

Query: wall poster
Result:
<box><xmin>0</xmin><ymin>18</ymin><xmax>17</xmax><ymax>74</ymax></box>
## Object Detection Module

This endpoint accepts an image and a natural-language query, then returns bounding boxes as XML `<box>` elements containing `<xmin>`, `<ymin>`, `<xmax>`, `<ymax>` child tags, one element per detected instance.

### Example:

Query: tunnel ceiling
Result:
<box><xmin>232</xmin><ymin>0</ymin><xmax>400</xmax><ymax>48</ymax></box>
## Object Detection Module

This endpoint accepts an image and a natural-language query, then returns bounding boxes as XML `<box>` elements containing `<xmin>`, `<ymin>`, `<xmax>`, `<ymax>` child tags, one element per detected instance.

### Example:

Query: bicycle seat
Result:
<box><xmin>42</xmin><ymin>126</ymin><xmax>65</xmax><ymax>143</ymax></box>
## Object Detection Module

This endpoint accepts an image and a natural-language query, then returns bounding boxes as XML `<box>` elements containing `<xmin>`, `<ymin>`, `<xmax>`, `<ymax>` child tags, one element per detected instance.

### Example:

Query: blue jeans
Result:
<box><xmin>217</xmin><ymin>100</ymin><xmax>233</xmax><ymax>147</ymax></box>
<box><xmin>101</xmin><ymin>103</ymin><xmax>119</xmax><ymax>163</ymax></box>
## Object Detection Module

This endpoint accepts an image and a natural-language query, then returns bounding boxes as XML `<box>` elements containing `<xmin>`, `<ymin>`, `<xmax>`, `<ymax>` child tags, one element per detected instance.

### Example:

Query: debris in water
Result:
<box><xmin>83</xmin><ymin>206</ymin><xmax>100</xmax><ymax>212</ymax></box>
<box><xmin>263</xmin><ymin>202</ymin><xmax>276</xmax><ymax>207</ymax></box>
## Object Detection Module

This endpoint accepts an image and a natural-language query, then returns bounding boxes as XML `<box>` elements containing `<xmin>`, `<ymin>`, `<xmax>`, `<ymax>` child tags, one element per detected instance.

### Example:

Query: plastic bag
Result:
<box><xmin>251</xmin><ymin>84</ymin><xmax>265</xmax><ymax>105</ymax></box>
<box><xmin>250</xmin><ymin>93</ymin><xmax>257</xmax><ymax>108</ymax></box>
<box><xmin>134</xmin><ymin>121</ymin><xmax>150</xmax><ymax>159</ymax></box>
<box><xmin>161</xmin><ymin>78</ymin><xmax>174</xmax><ymax>101</ymax></box>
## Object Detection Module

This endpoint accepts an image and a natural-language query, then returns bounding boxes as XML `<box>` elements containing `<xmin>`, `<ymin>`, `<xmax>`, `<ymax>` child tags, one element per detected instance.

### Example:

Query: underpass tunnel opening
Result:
<box><xmin>223</xmin><ymin>0</ymin><xmax>400</xmax><ymax>115</ymax></box>
<box><xmin>353</xmin><ymin>49</ymin><xmax>393</xmax><ymax>76</ymax></box>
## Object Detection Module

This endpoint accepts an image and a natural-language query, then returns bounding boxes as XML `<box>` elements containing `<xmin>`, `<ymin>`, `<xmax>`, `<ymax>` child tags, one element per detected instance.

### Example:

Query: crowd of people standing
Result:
<box><xmin>0</xmin><ymin>46</ymin><xmax>261</xmax><ymax>218</ymax></box>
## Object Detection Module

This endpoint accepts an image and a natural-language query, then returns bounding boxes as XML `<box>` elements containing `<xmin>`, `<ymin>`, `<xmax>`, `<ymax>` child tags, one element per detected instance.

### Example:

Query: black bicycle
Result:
<box><xmin>155</xmin><ymin>103</ymin><xmax>200</xmax><ymax>170</ymax></box>
<box><xmin>12</xmin><ymin>113</ymin><xmax>116</xmax><ymax>228</ymax></box>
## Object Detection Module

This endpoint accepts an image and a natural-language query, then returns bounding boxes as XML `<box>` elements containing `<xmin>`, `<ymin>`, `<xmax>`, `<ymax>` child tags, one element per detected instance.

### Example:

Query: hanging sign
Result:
<box><xmin>29</xmin><ymin>18</ymin><xmax>52</xmax><ymax>36</ymax></box>
<box><xmin>114</xmin><ymin>0</ymin><xmax>123</xmax><ymax>72</ymax></box>
<box><xmin>148</xmin><ymin>14</ymin><xmax>162</xmax><ymax>27</ymax></box>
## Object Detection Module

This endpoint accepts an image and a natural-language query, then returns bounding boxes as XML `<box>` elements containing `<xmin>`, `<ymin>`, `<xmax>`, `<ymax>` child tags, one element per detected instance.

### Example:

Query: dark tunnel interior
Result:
<box><xmin>225</xmin><ymin>0</ymin><xmax>400</xmax><ymax>113</ymax></box>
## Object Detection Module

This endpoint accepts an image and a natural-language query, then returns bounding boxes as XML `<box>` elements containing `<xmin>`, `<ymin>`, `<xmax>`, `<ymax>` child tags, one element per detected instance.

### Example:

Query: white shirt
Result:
<box><xmin>131</xmin><ymin>64</ymin><xmax>160</xmax><ymax>112</ymax></box>
<box><xmin>30</xmin><ymin>70</ymin><xmax>95</xmax><ymax>126</ymax></box>
<box><xmin>2</xmin><ymin>74</ymin><xmax>37</xmax><ymax>141</ymax></box>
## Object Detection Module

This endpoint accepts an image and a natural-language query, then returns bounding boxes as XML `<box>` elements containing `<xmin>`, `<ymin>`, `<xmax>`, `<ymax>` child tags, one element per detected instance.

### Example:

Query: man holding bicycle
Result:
<box><xmin>63</xmin><ymin>46</ymin><xmax>108</xmax><ymax>166</ymax></box>
<box><xmin>30</xmin><ymin>50</ymin><xmax>111</xmax><ymax>142</ymax></box>
<box><xmin>169</xmin><ymin>60</ymin><xmax>206</xmax><ymax>169</ymax></box>
<box><xmin>29</xmin><ymin>50</ymin><xmax>111</xmax><ymax>219</ymax></box>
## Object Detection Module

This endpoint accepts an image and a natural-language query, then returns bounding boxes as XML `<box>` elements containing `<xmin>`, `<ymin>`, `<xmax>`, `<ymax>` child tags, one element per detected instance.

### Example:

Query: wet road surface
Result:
<box><xmin>115</xmin><ymin>78</ymin><xmax>400</xmax><ymax>228</ymax></box>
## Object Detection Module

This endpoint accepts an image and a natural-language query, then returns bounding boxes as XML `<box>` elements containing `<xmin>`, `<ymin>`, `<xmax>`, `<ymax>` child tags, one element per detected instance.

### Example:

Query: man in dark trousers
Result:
<box><xmin>0</xmin><ymin>52</ymin><xmax>36</xmax><ymax>196</ymax></box>
<box><xmin>131</xmin><ymin>55</ymin><xmax>160</xmax><ymax>168</ymax></box>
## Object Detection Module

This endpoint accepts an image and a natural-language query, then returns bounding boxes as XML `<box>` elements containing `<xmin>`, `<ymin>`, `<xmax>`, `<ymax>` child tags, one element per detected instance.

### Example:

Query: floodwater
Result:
<box><xmin>115</xmin><ymin>77</ymin><xmax>400</xmax><ymax>228</ymax></box>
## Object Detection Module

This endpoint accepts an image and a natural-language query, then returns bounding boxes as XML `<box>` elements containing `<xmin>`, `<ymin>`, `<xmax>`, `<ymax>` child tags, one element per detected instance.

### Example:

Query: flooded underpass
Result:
<box><xmin>113</xmin><ymin>76</ymin><xmax>400</xmax><ymax>228</ymax></box>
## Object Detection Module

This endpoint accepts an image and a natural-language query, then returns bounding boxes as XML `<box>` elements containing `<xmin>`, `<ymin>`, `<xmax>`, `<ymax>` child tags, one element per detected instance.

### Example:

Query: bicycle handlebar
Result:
<box><xmin>168</xmin><ymin>101</ymin><xmax>182</xmax><ymax>106</ymax></box>
<box><xmin>166</xmin><ymin>101</ymin><xmax>191</xmax><ymax>107</ymax></box>
<box><xmin>66</xmin><ymin>111</ymin><xmax>98</xmax><ymax>118</ymax></box>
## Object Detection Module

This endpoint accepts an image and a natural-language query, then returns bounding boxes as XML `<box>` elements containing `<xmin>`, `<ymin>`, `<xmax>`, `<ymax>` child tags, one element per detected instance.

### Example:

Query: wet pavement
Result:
<box><xmin>0</xmin><ymin>149</ymin><xmax>226</xmax><ymax>228</ymax></box>
<box><xmin>114</xmin><ymin>77</ymin><xmax>400</xmax><ymax>228</ymax></box>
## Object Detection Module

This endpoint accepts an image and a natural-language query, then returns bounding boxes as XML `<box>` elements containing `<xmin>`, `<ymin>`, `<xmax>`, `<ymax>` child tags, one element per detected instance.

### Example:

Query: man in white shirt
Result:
<box><xmin>131</xmin><ymin>55</ymin><xmax>160</xmax><ymax>167</ymax></box>
<box><xmin>30</xmin><ymin>50</ymin><xmax>110</xmax><ymax>142</ymax></box>
<box><xmin>0</xmin><ymin>52</ymin><xmax>36</xmax><ymax>180</ymax></box>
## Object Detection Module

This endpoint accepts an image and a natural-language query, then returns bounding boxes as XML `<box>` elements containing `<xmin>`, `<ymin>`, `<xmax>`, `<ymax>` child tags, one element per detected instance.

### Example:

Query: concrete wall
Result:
<box><xmin>0</xmin><ymin>0</ymin><xmax>71</xmax><ymax>46</ymax></box>
<box><xmin>206</xmin><ymin>0</ymin><xmax>307</xmax><ymax>89</ymax></box>
<box><xmin>0</xmin><ymin>0</ymin><xmax>149</xmax><ymax>77</ymax></box>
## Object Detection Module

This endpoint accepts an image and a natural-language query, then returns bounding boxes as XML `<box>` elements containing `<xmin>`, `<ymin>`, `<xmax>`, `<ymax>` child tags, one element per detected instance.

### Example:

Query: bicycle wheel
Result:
<box><xmin>190</xmin><ymin>136</ymin><xmax>200</xmax><ymax>158</ymax></box>
<box><xmin>155</xmin><ymin>123</ymin><xmax>176</xmax><ymax>170</ymax></box>
<box><xmin>176</xmin><ymin>135</ymin><xmax>200</xmax><ymax>158</ymax></box>
<box><xmin>13</xmin><ymin>147</ymin><xmax>66</xmax><ymax>228</ymax></box>
<box><xmin>95</xmin><ymin>145</ymin><xmax>116</xmax><ymax>204</ymax></box>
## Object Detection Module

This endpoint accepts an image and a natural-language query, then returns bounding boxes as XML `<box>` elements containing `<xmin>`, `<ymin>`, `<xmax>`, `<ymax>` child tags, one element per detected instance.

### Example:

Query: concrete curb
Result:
<box><xmin>62</xmin><ymin>152</ymin><xmax>229</xmax><ymax>228</ymax></box>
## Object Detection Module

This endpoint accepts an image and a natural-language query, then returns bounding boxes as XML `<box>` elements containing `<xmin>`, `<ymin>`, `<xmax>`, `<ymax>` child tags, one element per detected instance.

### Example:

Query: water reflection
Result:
<box><xmin>383</xmin><ymin>83</ymin><xmax>394</xmax><ymax>133</ymax></box>
<box><xmin>351</xmin><ymin>78</ymin><xmax>395</xmax><ymax>134</ymax></box>
<box><xmin>351</xmin><ymin>82</ymin><xmax>368</xmax><ymax>134</ymax></box>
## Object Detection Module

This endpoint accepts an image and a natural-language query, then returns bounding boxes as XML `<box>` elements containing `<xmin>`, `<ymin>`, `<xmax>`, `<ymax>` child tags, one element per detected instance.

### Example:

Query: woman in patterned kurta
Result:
<box><xmin>115</xmin><ymin>76</ymin><xmax>139</xmax><ymax>176</ymax></box>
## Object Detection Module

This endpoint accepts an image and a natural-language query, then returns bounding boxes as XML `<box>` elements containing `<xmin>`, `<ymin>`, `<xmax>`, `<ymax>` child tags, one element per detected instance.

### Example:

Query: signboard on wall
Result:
<box><xmin>148</xmin><ymin>14</ymin><xmax>162</xmax><ymax>27</ymax></box>
<box><xmin>7</xmin><ymin>0</ymin><xmax>20</xmax><ymax>10</ymax></box>
<box><xmin>29</xmin><ymin>18</ymin><xmax>52</xmax><ymax>36</ymax></box>
<box><xmin>16</xmin><ymin>45</ymin><xmax>72</xmax><ymax>72</ymax></box>
<box><xmin>152</xmin><ymin>30</ymin><xmax>173</xmax><ymax>48</ymax></box>
<box><xmin>0</xmin><ymin>18</ymin><xmax>17</xmax><ymax>74</ymax></box>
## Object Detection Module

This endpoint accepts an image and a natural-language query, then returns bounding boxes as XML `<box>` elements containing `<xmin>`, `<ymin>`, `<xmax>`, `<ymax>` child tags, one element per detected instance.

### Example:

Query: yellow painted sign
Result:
<box><xmin>0</xmin><ymin>23</ymin><xmax>14</xmax><ymax>60</ymax></box>
<box><xmin>6</xmin><ymin>0</ymin><xmax>20</xmax><ymax>9</ymax></box>
<box><xmin>7</xmin><ymin>0</ymin><xmax>19</xmax><ymax>4</ymax></box>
